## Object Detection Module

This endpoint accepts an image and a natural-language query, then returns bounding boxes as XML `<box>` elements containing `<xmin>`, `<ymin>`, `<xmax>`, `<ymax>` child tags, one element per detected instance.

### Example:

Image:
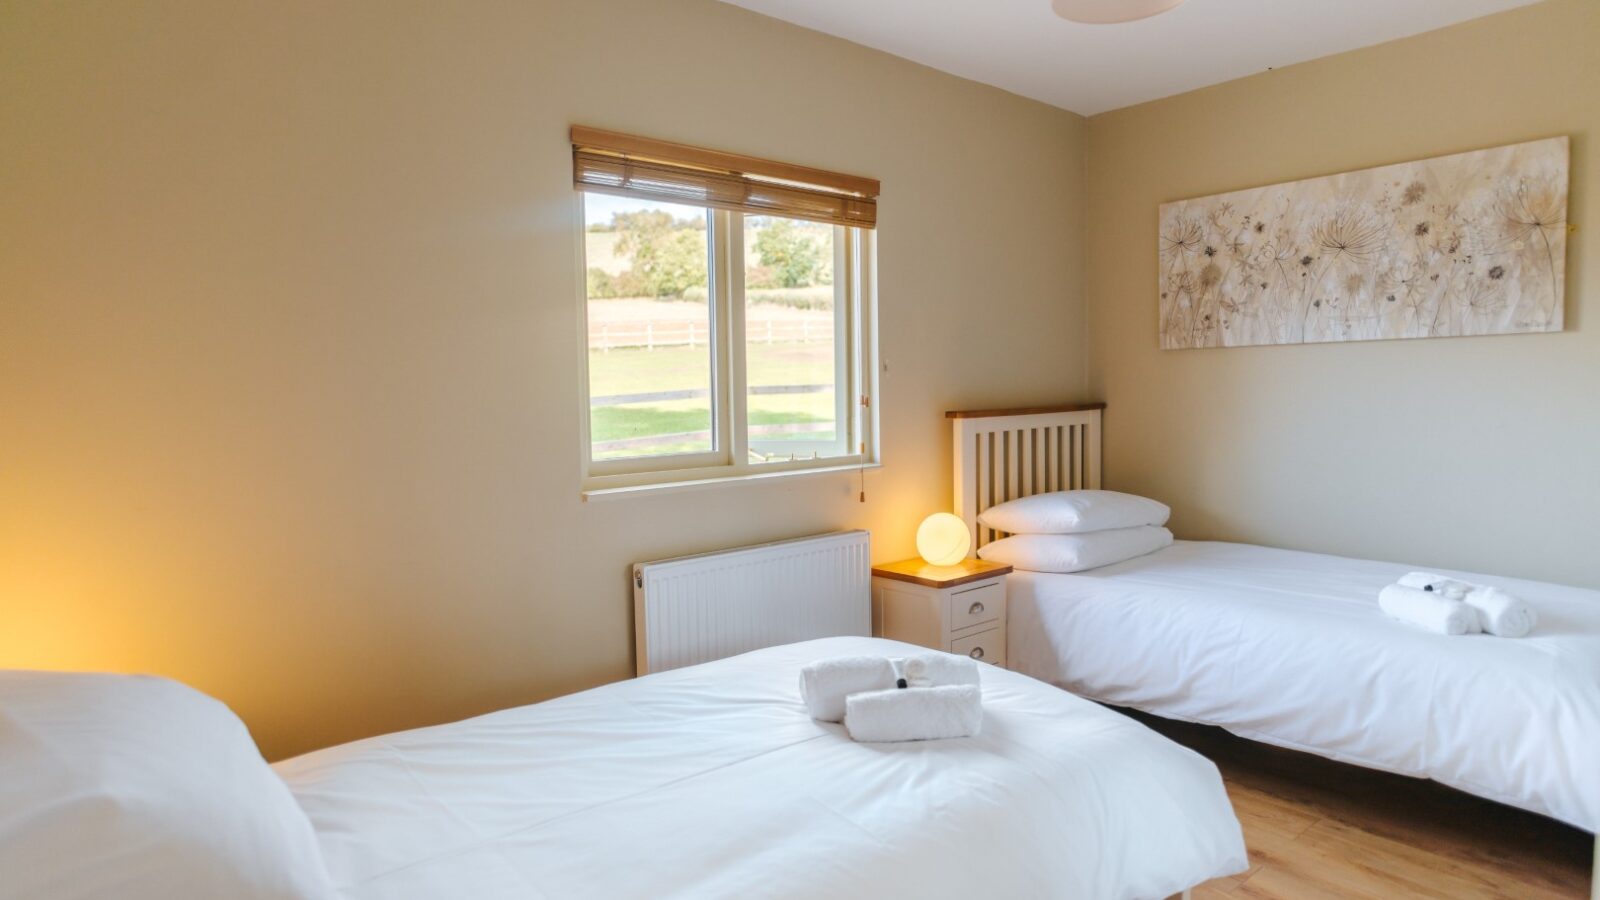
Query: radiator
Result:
<box><xmin>633</xmin><ymin>530</ymin><xmax>871</xmax><ymax>675</ymax></box>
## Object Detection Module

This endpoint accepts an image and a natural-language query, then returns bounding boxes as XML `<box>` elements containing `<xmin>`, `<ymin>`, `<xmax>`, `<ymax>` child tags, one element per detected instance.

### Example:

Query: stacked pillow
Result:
<box><xmin>976</xmin><ymin>490</ymin><xmax>1174</xmax><ymax>573</ymax></box>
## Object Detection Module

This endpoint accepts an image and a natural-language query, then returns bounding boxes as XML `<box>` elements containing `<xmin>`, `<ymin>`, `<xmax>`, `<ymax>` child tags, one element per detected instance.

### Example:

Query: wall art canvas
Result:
<box><xmin>1157</xmin><ymin>136</ymin><xmax>1568</xmax><ymax>350</ymax></box>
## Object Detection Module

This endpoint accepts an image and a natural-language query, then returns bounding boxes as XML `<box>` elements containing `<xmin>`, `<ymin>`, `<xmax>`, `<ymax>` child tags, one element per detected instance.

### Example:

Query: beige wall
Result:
<box><xmin>0</xmin><ymin>0</ymin><xmax>1089</xmax><ymax>759</ymax></box>
<box><xmin>1086</xmin><ymin>0</ymin><xmax>1598</xmax><ymax>589</ymax></box>
<box><xmin>12</xmin><ymin>0</ymin><xmax>1590</xmax><ymax>762</ymax></box>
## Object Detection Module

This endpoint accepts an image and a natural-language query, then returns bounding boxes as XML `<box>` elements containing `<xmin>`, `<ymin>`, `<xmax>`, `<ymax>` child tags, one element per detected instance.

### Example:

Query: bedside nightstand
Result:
<box><xmin>871</xmin><ymin>558</ymin><xmax>1012</xmax><ymax>666</ymax></box>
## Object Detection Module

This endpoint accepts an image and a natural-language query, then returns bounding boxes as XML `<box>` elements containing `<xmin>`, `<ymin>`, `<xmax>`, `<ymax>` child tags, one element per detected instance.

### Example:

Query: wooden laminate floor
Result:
<box><xmin>1124</xmin><ymin>711</ymin><xmax>1594</xmax><ymax>899</ymax></box>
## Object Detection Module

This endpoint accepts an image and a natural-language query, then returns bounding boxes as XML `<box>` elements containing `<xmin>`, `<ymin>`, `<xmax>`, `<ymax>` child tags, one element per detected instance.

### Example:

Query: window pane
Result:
<box><xmin>584</xmin><ymin>193</ymin><xmax>715</xmax><ymax>461</ymax></box>
<box><xmin>744</xmin><ymin>216</ymin><xmax>848</xmax><ymax>463</ymax></box>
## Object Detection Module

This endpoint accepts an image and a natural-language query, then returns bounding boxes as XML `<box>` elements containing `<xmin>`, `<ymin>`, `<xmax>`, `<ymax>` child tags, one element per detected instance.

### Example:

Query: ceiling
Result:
<box><xmin>716</xmin><ymin>0</ymin><xmax>1545</xmax><ymax>115</ymax></box>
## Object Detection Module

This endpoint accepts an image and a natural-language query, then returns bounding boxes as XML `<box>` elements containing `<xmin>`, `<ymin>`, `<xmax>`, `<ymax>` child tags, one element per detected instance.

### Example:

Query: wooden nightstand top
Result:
<box><xmin>871</xmin><ymin>557</ymin><xmax>1013</xmax><ymax>589</ymax></box>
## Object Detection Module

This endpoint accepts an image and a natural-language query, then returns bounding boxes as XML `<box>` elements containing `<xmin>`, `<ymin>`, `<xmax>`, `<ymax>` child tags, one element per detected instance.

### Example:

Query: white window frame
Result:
<box><xmin>576</xmin><ymin>199</ymin><xmax>879</xmax><ymax>498</ymax></box>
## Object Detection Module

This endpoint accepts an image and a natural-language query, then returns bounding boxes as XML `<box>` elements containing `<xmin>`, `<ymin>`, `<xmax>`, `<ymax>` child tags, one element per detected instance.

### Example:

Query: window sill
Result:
<box><xmin>582</xmin><ymin>461</ymin><xmax>882</xmax><ymax>502</ymax></box>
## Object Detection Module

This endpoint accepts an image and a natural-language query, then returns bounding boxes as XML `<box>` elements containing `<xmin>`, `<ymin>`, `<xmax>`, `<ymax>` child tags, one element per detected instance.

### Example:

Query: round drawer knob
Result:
<box><xmin>968</xmin><ymin>602</ymin><xmax>985</xmax><ymax>615</ymax></box>
<box><xmin>969</xmin><ymin>647</ymin><xmax>985</xmax><ymax>660</ymax></box>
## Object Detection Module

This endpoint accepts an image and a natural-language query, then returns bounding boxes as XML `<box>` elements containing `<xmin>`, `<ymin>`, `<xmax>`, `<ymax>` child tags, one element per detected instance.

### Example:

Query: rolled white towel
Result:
<box><xmin>898</xmin><ymin>653</ymin><xmax>981</xmax><ymax>690</ymax></box>
<box><xmin>1378</xmin><ymin>584</ymin><xmax>1480</xmax><ymax>636</ymax></box>
<box><xmin>1397</xmin><ymin>572</ymin><xmax>1470</xmax><ymax>600</ymax></box>
<box><xmin>844</xmin><ymin>684</ymin><xmax>983</xmax><ymax>743</ymax></box>
<box><xmin>1396</xmin><ymin>573</ymin><xmax>1538</xmax><ymax>637</ymax></box>
<box><xmin>798</xmin><ymin>656</ymin><xmax>896</xmax><ymax>722</ymax></box>
<box><xmin>1464</xmin><ymin>586</ymin><xmax>1537</xmax><ymax>638</ymax></box>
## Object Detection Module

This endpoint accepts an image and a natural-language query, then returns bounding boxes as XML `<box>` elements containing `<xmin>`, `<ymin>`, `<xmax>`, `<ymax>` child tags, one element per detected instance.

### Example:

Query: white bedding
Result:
<box><xmin>1007</xmin><ymin>541</ymin><xmax>1600</xmax><ymax>831</ymax></box>
<box><xmin>274</xmin><ymin>636</ymin><xmax>1246</xmax><ymax>899</ymax></box>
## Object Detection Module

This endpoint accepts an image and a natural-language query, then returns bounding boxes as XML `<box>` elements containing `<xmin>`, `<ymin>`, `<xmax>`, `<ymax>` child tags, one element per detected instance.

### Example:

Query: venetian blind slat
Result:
<box><xmin>572</xmin><ymin>128</ymin><xmax>878</xmax><ymax>229</ymax></box>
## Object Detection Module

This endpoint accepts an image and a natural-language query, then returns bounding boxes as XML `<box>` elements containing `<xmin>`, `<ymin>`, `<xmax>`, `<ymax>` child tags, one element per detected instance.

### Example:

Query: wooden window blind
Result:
<box><xmin>571</xmin><ymin>126</ymin><xmax>878</xmax><ymax>229</ymax></box>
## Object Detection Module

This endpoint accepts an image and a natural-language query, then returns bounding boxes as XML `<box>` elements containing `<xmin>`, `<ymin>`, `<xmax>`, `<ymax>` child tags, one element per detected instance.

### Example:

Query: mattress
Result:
<box><xmin>273</xmin><ymin>636</ymin><xmax>1246</xmax><ymax>900</ymax></box>
<box><xmin>1006</xmin><ymin>541</ymin><xmax>1600</xmax><ymax>831</ymax></box>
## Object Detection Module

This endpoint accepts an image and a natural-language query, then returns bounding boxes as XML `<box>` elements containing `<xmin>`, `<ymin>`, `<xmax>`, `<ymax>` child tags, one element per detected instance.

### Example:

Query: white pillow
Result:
<box><xmin>0</xmin><ymin>670</ymin><xmax>336</xmax><ymax>900</ymax></box>
<box><xmin>977</xmin><ymin>526</ymin><xmax>1174</xmax><ymax>573</ymax></box>
<box><xmin>978</xmin><ymin>490</ymin><xmax>1170</xmax><ymax>535</ymax></box>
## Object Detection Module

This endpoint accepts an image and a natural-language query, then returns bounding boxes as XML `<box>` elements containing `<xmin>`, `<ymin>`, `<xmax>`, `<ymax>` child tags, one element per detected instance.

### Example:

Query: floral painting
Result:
<box><xmin>1158</xmin><ymin>137</ymin><xmax>1568</xmax><ymax>349</ymax></box>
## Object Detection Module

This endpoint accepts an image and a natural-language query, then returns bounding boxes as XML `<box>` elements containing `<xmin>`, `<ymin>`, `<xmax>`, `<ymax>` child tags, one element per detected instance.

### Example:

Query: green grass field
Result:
<box><xmin>590</xmin><ymin>342</ymin><xmax>839</xmax><ymax>459</ymax></box>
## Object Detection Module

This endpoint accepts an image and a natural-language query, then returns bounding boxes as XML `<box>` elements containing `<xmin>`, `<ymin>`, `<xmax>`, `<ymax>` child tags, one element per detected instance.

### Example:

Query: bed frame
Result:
<box><xmin>949</xmin><ymin>403</ymin><xmax>1105</xmax><ymax>550</ymax></box>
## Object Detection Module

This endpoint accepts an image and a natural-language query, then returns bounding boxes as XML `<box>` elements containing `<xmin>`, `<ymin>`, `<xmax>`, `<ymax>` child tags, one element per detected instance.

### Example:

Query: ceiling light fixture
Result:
<box><xmin>1051</xmin><ymin>0</ymin><xmax>1187</xmax><ymax>25</ymax></box>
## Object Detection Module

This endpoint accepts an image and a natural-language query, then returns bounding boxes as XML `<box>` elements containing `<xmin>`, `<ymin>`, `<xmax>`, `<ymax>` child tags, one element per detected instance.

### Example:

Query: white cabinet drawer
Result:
<box><xmin>950</xmin><ymin>626</ymin><xmax>1005</xmax><ymax>666</ymax></box>
<box><xmin>949</xmin><ymin>581</ymin><xmax>1003</xmax><ymax>631</ymax></box>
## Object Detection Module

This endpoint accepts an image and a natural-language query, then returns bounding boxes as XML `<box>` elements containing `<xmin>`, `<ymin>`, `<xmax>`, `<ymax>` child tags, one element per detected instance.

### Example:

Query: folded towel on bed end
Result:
<box><xmin>845</xmin><ymin>684</ymin><xmax>983</xmax><ymax>743</ymax></box>
<box><xmin>1397</xmin><ymin>572</ymin><xmax>1471</xmax><ymax>600</ymax></box>
<box><xmin>801</xmin><ymin>653</ymin><xmax>983</xmax><ymax>722</ymax></box>
<box><xmin>798</xmin><ymin>657</ymin><xmax>897</xmax><ymax>722</ymax></box>
<box><xmin>1378</xmin><ymin>584</ymin><xmax>1480</xmax><ymax>636</ymax></box>
<box><xmin>1464</xmin><ymin>586</ymin><xmax>1537</xmax><ymax>638</ymax></box>
<box><xmin>1396</xmin><ymin>573</ymin><xmax>1537</xmax><ymax>637</ymax></box>
<box><xmin>899</xmin><ymin>653</ymin><xmax>981</xmax><ymax>690</ymax></box>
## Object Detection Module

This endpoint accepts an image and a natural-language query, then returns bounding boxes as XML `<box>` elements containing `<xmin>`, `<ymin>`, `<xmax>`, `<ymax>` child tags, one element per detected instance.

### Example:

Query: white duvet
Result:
<box><xmin>1007</xmin><ymin>541</ymin><xmax>1600</xmax><ymax>831</ymax></box>
<box><xmin>274</xmin><ymin>636</ymin><xmax>1245</xmax><ymax>899</ymax></box>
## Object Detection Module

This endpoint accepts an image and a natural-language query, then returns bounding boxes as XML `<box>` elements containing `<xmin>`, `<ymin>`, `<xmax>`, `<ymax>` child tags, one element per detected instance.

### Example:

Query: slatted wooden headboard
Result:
<box><xmin>948</xmin><ymin>403</ymin><xmax>1105</xmax><ymax>551</ymax></box>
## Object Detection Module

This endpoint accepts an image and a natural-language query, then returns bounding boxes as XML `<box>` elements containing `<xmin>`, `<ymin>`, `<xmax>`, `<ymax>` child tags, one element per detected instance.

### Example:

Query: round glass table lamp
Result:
<box><xmin>916</xmin><ymin>513</ymin><xmax>972</xmax><ymax>566</ymax></box>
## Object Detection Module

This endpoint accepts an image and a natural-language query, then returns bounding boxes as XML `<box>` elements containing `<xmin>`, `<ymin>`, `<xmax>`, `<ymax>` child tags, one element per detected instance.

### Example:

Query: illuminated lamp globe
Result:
<box><xmin>916</xmin><ymin>513</ymin><xmax>971</xmax><ymax>567</ymax></box>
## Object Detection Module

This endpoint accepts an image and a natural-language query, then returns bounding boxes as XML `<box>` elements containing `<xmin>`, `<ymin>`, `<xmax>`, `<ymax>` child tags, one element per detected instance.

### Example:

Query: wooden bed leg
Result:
<box><xmin>1182</xmin><ymin>890</ymin><xmax>1193</xmax><ymax>900</ymax></box>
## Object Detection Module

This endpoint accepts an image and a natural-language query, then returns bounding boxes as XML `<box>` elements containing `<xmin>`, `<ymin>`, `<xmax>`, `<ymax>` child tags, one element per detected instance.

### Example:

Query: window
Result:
<box><xmin>573</xmin><ymin>127</ymin><xmax>878</xmax><ymax>494</ymax></box>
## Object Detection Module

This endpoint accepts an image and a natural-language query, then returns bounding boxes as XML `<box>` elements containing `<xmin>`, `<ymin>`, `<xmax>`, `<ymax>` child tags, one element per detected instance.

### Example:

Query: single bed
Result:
<box><xmin>1009</xmin><ymin>541</ymin><xmax>1600</xmax><ymax>832</ymax></box>
<box><xmin>271</xmin><ymin>636</ymin><xmax>1247</xmax><ymax>900</ymax></box>
<box><xmin>948</xmin><ymin>405</ymin><xmax>1600</xmax><ymax>834</ymax></box>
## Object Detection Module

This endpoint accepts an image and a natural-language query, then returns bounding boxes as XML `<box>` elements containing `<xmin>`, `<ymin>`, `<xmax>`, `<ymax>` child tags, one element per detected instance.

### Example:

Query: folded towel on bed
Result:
<box><xmin>899</xmin><ymin>653</ymin><xmax>981</xmax><ymax>690</ymax></box>
<box><xmin>799</xmin><ymin>656</ymin><xmax>898</xmax><ymax>722</ymax></box>
<box><xmin>1378</xmin><ymin>584</ymin><xmax>1480</xmax><ymax>635</ymax></box>
<box><xmin>800</xmin><ymin>654</ymin><xmax>983</xmax><ymax>722</ymax></box>
<box><xmin>1395</xmin><ymin>573</ymin><xmax>1537</xmax><ymax>637</ymax></box>
<box><xmin>1463</xmin><ymin>586</ymin><xmax>1537</xmax><ymax>638</ymax></box>
<box><xmin>845</xmin><ymin>684</ymin><xmax>983</xmax><ymax>743</ymax></box>
<box><xmin>1397</xmin><ymin>572</ymin><xmax>1471</xmax><ymax>600</ymax></box>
